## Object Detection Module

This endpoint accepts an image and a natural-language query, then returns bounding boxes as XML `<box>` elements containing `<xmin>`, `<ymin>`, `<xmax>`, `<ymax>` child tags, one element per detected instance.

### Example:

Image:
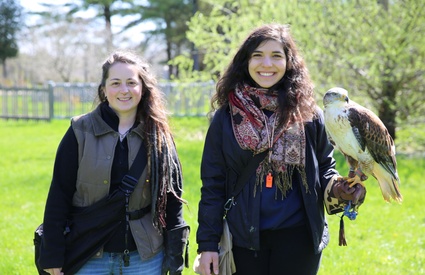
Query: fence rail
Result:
<box><xmin>0</xmin><ymin>86</ymin><xmax>53</xmax><ymax>120</ymax></box>
<box><xmin>0</xmin><ymin>81</ymin><xmax>215</xmax><ymax>120</ymax></box>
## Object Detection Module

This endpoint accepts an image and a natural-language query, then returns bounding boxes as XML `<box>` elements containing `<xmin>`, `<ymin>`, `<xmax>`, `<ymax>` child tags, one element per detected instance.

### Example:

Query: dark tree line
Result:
<box><xmin>0</xmin><ymin>0</ymin><xmax>22</xmax><ymax>79</ymax></box>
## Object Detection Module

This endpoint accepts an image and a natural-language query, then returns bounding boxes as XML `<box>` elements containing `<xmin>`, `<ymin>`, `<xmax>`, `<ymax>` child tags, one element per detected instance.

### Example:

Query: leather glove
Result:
<box><xmin>162</xmin><ymin>225</ymin><xmax>190</xmax><ymax>275</ymax></box>
<box><xmin>332</xmin><ymin>178</ymin><xmax>366</xmax><ymax>206</ymax></box>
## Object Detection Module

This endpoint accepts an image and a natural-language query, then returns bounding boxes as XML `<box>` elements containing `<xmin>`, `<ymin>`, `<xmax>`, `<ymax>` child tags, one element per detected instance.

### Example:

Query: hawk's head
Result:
<box><xmin>323</xmin><ymin>87</ymin><xmax>350</xmax><ymax>107</ymax></box>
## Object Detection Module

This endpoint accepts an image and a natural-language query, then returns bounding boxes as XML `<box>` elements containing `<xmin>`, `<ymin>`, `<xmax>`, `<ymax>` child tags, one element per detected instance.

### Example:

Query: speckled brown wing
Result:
<box><xmin>347</xmin><ymin>103</ymin><xmax>398</xmax><ymax>180</ymax></box>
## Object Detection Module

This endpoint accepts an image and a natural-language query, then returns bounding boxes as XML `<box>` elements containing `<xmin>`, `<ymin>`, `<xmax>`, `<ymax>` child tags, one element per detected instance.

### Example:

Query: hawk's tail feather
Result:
<box><xmin>373</xmin><ymin>165</ymin><xmax>403</xmax><ymax>203</ymax></box>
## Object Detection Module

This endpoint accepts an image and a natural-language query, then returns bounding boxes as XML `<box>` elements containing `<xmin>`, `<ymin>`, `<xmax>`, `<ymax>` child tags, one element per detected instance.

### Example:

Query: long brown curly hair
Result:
<box><xmin>213</xmin><ymin>24</ymin><xmax>317</xmax><ymax>126</ymax></box>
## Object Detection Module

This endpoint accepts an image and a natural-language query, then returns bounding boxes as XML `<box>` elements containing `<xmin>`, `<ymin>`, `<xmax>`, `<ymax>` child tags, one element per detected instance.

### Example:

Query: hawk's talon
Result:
<box><xmin>336</xmin><ymin>175</ymin><xmax>365</xmax><ymax>188</ymax></box>
<box><xmin>348</xmin><ymin>175</ymin><xmax>365</xmax><ymax>188</ymax></box>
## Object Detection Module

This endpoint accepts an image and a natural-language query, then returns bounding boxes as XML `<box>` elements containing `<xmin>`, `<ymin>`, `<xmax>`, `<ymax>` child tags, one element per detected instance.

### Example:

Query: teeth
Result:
<box><xmin>259</xmin><ymin>72</ymin><xmax>273</xmax><ymax>76</ymax></box>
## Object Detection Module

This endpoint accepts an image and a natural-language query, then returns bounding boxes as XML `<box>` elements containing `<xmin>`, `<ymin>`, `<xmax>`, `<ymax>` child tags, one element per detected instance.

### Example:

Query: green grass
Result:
<box><xmin>0</xmin><ymin>118</ymin><xmax>423</xmax><ymax>274</ymax></box>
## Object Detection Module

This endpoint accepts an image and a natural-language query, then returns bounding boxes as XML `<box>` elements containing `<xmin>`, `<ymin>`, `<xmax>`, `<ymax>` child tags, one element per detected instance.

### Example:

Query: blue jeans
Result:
<box><xmin>75</xmin><ymin>250</ymin><xmax>164</xmax><ymax>275</ymax></box>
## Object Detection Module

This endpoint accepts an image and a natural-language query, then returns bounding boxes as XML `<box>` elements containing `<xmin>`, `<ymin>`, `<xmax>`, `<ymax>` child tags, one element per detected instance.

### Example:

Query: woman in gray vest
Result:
<box><xmin>39</xmin><ymin>50</ymin><xmax>189</xmax><ymax>275</ymax></box>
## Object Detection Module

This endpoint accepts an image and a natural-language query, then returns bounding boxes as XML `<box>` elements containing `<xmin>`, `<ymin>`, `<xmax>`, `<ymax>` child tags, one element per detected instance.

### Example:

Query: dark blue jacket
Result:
<box><xmin>197</xmin><ymin>105</ymin><xmax>338</xmax><ymax>254</ymax></box>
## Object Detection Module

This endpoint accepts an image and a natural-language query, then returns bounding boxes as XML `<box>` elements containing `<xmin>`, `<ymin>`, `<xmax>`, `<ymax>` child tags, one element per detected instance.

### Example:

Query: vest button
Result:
<box><xmin>107</xmin><ymin>155</ymin><xmax>111</xmax><ymax>160</ymax></box>
<box><xmin>103</xmin><ymin>180</ymin><xmax>108</xmax><ymax>184</ymax></box>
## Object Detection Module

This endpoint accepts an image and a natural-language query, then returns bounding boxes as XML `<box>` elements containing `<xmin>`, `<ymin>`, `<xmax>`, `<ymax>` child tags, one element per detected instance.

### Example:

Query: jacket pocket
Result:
<box><xmin>129</xmin><ymin>213</ymin><xmax>164</xmax><ymax>260</ymax></box>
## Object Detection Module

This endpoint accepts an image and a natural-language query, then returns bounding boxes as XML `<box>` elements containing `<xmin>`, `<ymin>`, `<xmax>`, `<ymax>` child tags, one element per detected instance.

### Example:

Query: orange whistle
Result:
<box><xmin>266</xmin><ymin>172</ymin><xmax>273</xmax><ymax>188</ymax></box>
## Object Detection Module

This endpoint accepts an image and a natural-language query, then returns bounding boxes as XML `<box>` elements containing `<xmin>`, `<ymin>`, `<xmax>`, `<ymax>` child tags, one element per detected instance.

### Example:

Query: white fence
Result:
<box><xmin>0</xmin><ymin>81</ymin><xmax>215</xmax><ymax>120</ymax></box>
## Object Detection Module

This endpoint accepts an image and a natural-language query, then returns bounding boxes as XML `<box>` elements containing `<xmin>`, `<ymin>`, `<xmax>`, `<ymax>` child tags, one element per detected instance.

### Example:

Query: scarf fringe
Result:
<box><xmin>255</xmin><ymin>163</ymin><xmax>309</xmax><ymax>198</ymax></box>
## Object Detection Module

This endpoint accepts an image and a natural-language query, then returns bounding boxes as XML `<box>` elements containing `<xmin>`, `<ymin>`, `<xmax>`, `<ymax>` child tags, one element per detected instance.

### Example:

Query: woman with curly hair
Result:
<box><xmin>38</xmin><ymin>50</ymin><xmax>189</xmax><ymax>275</ymax></box>
<box><xmin>196</xmin><ymin>24</ymin><xmax>365</xmax><ymax>275</ymax></box>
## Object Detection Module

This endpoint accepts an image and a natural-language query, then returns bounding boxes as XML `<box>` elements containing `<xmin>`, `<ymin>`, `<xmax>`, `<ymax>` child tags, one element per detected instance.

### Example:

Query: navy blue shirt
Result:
<box><xmin>259</xmin><ymin>172</ymin><xmax>306</xmax><ymax>230</ymax></box>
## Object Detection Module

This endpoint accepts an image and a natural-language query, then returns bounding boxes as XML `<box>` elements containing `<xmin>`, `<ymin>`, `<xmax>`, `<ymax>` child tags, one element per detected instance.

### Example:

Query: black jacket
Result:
<box><xmin>197</xmin><ymin>105</ymin><xmax>338</xmax><ymax>254</ymax></box>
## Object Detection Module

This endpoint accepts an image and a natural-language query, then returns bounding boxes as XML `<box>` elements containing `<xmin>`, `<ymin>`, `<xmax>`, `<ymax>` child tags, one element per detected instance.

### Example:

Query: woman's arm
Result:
<box><xmin>39</xmin><ymin>126</ymin><xmax>78</xmax><ymax>269</ymax></box>
<box><xmin>197</xmin><ymin>108</ymin><xmax>228</xmax><ymax>253</ymax></box>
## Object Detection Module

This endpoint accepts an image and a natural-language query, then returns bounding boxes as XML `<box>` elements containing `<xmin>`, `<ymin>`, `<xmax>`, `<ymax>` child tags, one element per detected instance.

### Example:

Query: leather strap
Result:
<box><xmin>127</xmin><ymin>205</ymin><xmax>151</xmax><ymax>220</ymax></box>
<box><xmin>230</xmin><ymin>150</ymin><xmax>268</xmax><ymax>198</ymax></box>
<box><xmin>119</xmin><ymin>141</ymin><xmax>148</xmax><ymax>193</ymax></box>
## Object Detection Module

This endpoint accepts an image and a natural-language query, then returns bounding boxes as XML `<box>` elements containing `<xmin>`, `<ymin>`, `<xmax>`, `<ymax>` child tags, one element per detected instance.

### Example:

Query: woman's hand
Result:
<box><xmin>44</xmin><ymin>268</ymin><xmax>63</xmax><ymax>275</ymax></box>
<box><xmin>198</xmin><ymin>251</ymin><xmax>219</xmax><ymax>275</ymax></box>
<box><xmin>332</xmin><ymin>178</ymin><xmax>366</xmax><ymax>206</ymax></box>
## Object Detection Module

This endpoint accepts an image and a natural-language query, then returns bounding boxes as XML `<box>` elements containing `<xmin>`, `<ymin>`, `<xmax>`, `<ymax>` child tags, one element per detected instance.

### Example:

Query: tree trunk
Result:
<box><xmin>165</xmin><ymin>19</ymin><xmax>173</xmax><ymax>78</ymax></box>
<box><xmin>378</xmin><ymin>83</ymin><xmax>397</xmax><ymax>140</ymax></box>
<box><xmin>376</xmin><ymin>0</ymin><xmax>395</xmax><ymax>140</ymax></box>
<box><xmin>377</xmin><ymin>0</ymin><xmax>389</xmax><ymax>11</ymax></box>
<box><xmin>166</xmin><ymin>41</ymin><xmax>173</xmax><ymax>78</ymax></box>
<box><xmin>2</xmin><ymin>59</ymin><xmax>7</xmax><ymax>78</ymax></box>
<box><xmin>191</xmin><ymin>0</ymin><xmax>199</xmax><ymax>71</ymax></box>
<box><xmin>103</xmin><ymin>5</ymin><xmax>113</xmax><ymax>52</ymax></box>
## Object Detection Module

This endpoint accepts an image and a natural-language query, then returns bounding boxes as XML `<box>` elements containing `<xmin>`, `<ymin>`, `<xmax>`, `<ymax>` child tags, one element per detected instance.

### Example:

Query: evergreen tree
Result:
<box><xmin>0</xmin><ymin>0</ymin><xmax>22</xmax><ymax>79</ymax></box>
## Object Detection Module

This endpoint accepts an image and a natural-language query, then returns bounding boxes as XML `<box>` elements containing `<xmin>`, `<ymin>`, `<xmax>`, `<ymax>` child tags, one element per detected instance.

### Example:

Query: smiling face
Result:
<box><xmin>104</xmin><ymin>62</ymin><xmax>142</xmax><ymax>117</ymax></box>
<box><xmin>248</xmin><ymin>39</ymin><xmax>287</xmax><ymax>88</ymax></box>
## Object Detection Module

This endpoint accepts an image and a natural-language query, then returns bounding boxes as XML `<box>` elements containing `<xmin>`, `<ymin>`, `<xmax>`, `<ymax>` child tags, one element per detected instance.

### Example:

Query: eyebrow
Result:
<box><xmin>252</xmin><ymin>50</ymin><xmax>284</xmax><ymax>54</ymax></box>
<box><xmin>109</xmin><ymin>77</ymin><xmax>137</xmax><ymax>81</ymax></box>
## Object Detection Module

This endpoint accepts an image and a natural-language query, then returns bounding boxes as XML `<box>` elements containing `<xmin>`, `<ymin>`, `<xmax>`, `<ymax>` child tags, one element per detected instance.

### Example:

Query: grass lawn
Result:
<box><xmin>0</xmin><ymin>118</ymin><xmax>423</xmax><ymax>274</ymax></box>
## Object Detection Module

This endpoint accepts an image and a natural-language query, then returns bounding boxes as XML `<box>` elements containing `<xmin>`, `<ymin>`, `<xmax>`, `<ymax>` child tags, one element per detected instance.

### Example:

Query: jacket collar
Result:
<box><xmin>90</xmin><ymin>102</ymin><xmax>144</xmax><ymax>138</ymax></box>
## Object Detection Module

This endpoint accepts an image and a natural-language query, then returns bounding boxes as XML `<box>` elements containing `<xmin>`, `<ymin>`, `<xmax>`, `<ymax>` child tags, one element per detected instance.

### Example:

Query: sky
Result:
<box><xmin>17</xmin><ymin>0</ymin><xmax>165</xmax><ymax>75</ymax></box>
<box><xmin>18</xmin><ymin>0</ymin><xmax>154</xmax><ymax>47</ymax></box>
<box><xmin>20</xmin><ymin>0</ymin><xmax>69</xmax><ymax>12</ymax></box>
<box><xmin>20</xmin><ymin>0</ymin><xmax>97</xmax><ymax>27</ymax></box>
<box><xmin>20</xmin><ymin>0</ymin><xmax>94</xmax><ymax>17</ymax></box>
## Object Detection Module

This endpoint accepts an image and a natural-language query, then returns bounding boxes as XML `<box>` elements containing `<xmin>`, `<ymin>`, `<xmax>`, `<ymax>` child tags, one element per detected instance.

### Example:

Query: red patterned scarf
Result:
<box><xmin>229</xmin><ymin>84</ymin><xmax>308</xmax><ymax>198</ymax></box>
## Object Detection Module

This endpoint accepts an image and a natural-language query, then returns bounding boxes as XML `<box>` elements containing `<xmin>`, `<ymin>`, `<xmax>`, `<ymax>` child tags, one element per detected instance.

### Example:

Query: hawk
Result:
<box><xmin>323</xmin><ymin>87</ymin><xmax>403</xmax><ymax>203</ymax></box>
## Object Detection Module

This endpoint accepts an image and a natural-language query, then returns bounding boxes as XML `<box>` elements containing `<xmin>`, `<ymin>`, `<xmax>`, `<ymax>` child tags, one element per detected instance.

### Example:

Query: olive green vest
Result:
<box><xmin>71</xmin><ymin>106</ymin><xmax>163</xmax><ymax>260</ymax></box>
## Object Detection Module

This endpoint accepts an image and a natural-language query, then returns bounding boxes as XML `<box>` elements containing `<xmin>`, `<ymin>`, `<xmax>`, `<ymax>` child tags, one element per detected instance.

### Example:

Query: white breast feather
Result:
<box><xmin>325</xmin><ymin>104</ymin><xmax>365</xmax><ymax>162</ymax></box>
<box><xmin>323</xmin><ymin>87</ymin><xmax>403</xmax><ymax>202</ymax></box>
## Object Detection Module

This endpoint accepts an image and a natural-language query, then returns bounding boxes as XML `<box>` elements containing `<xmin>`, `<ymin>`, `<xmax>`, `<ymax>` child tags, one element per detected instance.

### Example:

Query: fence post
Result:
<box><xmin>48</xmin><ymin>82</ymin><xmax>54</xmax><ymax>121</ymax></box>
<box><xmin>1</xmin><ymin>86</ymin><xmax>7</xmax><ymax>117</ymax></box>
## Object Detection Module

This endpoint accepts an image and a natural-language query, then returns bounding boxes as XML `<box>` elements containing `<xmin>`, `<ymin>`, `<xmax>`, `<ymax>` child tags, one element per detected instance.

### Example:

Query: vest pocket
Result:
<box><xmin>129</xmin><ymin>212</ymin><xmax>164</xmax><ymax>260</ymax></box>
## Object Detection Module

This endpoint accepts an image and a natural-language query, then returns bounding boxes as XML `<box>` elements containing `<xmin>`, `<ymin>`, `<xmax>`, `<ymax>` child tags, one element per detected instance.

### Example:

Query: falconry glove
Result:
<box><xmin>332</xmin><ymin>177</ymin><xmax>366</xmax><ymax>206</ymax></box>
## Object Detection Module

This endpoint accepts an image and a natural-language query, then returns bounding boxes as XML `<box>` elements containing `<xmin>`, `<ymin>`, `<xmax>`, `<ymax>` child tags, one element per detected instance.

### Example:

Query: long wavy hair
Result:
<box><xmin>213</xmin><ymin>24</ymin><xmax>317</xmax><ymax>126</ymax></box>
<box><xmin>97</xmin><ymin>50</ymin><xmax>182</xmax><ymax>230</ymax></box>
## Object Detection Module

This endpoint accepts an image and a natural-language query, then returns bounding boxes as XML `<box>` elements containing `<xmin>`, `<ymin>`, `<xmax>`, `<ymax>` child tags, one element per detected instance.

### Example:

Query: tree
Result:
<box><xmin>21</xmin><ymin>3</ymin><xmax>110</xmax><ymax>83</ymax></box>
<box><xmin>64</xmin><ymin>0</ymin><xmax>132</xmax><ymax>51</ymax></box>
<box><xmin>122</xmin><ymin>0</ymin><xmax>193</xmax><ymax>78</ymax></box>
<box><xmin>39</xmin><ymin>0</ymin><xmax>132</xmax><ymax>52</ymax></box>
<box><xmin>173</xmin><ymin>0</ymin><xmax>274</xmax><ymax>80</ymax></box>
<box><xmin>177</xmin><ymin>0</ymin><xmax>425</xmax><ymax>140</ymax></box>
<box><xmin>0</xmin><ymin>0</ymin><xmax>22</xmax><ymax>79</ymax></box>
<box><xmin>300</xmin><ymin>0</ymin><xmax>425</xmax><ymax>140</ymax></box>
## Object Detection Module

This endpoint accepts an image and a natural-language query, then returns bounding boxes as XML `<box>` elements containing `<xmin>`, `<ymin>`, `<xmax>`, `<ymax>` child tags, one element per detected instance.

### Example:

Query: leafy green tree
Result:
<box><xmin>299</xmin><ymin>0</ymin><xmax>425</xmax><ymax>140</ymax></box>
<box><xmin>177</xmin><ymin>0</ymin><xmax>425</xmax><ymax>140</ymax></box>
<box><xmin>0</xmin><ymin>0</ymin><xmax>22</xmax><ymax>79</ymax></box>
